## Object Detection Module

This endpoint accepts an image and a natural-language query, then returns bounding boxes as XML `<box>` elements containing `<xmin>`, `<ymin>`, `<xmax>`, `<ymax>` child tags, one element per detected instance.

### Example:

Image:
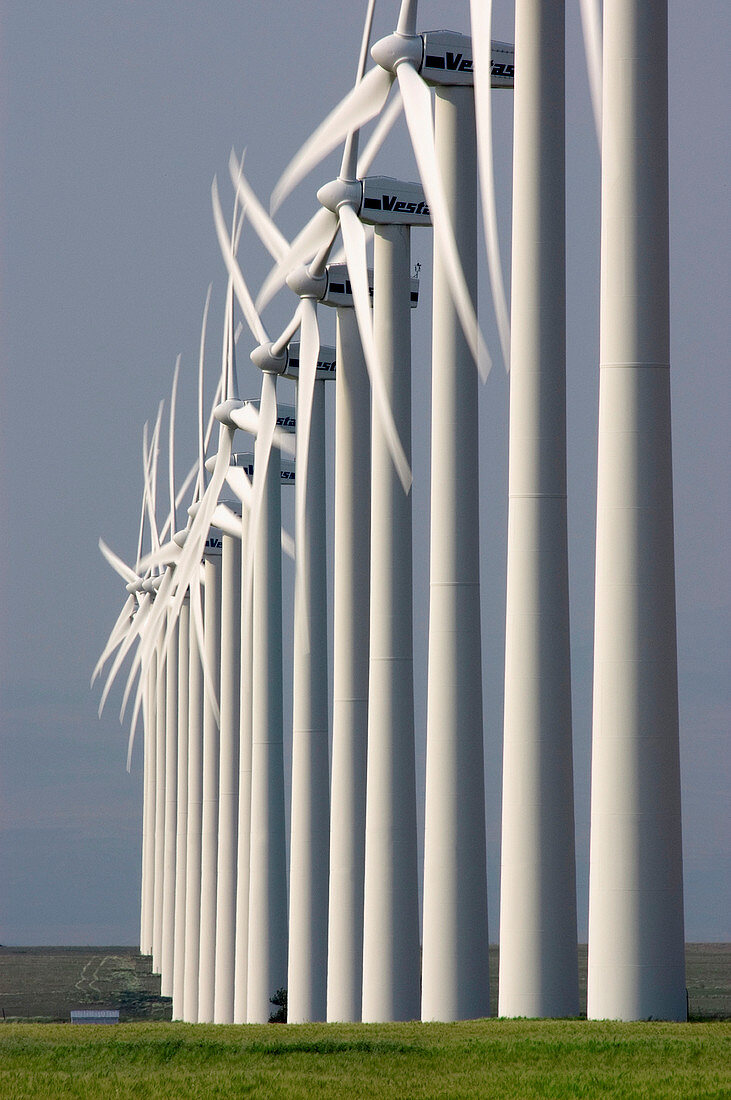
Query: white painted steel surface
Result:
<box><xmin>172</xmin><ymin>595</ymin><xmax>190</xmax><ymax>1019</ymax></box>
<box><xmin>361</xmin><ymin>224</ymin><xmax>420</xmax><ymax>1023</ymax></box>
<box><xmin>247</xmin><ymin>437</ymin><xmax>288</xmax><ymax>1023</ymax></box>
<box><xmin>422</xmin><ymin>85</ymin><xmax>490</xmax><ymax>1022</ymax></box>
<box><xmin>288</xmin><ymin>379</ymin><xmax>330</xmax><ymax>1023</ymax></box>
<box><xmin>588</xmin><ymin>0</ymin><xmax>686</xmax><ymax>1022</ymax></box>
<box><xmin>498</xmin><ymin>0</ymin><xmax>579</xmax><ymax>1019</ymax></box>
<box><xmin>327</xmin><ymin>308</ymin><xmax>371</xmax><ymax>1022</ymax></box>
<box><xmin>152</xmin><ymin>634</ymin><xmax>166</xmax><ymax>973</ymax></box>
<box><xmin>233</xmin><ymin>509</ymin><xmax>252</xmax><ymax>1024</ymax></box>
<box><xmin>182</xmin><ymin>587</ymin><xmax>204</xmax><ymax>1022</ymax></box>
<box><xmin>197</xmin><ymin>552</ymin><xmax>222</xmax><ymax>1022</ymax></box>
<box><xmin>140</xmin><ymin>647</ymin><xmax>156</xmax><ymax>956</ymax></box>
<box><xmin>214</xmin><ymin>531</ymin><xmax>242</xmax><ymax>1023</ymax></box>
<box><xmin>160</xmin><ymin>612</ymin><xmax>179</xmax><ymax>998</ymax></box>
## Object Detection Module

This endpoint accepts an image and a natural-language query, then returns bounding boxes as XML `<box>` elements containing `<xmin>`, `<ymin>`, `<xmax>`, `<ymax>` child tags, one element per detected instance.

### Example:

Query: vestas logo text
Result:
<box><xmin>205</xmin><ymin>537</ymin><xmax>222</xmax><ymax>549</ymax></box>
<box><xmin>318</xmin><ymin>360</ymin><xmax>336</xmax><ymax>372</ymax></box>
<box><xmin>277</xmin><ymin>415</ymin><xmax>296</xmax><ymax>427</ymax></box>
<box><xmin>382</xmin><ymin>195</ymin><xmax>430</xmax><ymax>216</ymax></box>
<box><xmin>426</xmin><ymin>51</ymin><xmax>473</xmax><ymax>73</ymax></box>
<box><xmin>281</xmin><ymin>470</ymin><xmax>295</xmax><ymax>480</ymax></box>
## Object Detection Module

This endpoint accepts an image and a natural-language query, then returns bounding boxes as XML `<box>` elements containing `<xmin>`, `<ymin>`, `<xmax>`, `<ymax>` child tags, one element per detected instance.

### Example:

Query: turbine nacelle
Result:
<box><xmin>239</xmin><ymin>399</ymin><xmax>296</xmax><ymax>433</ymax></box>
<box><xmin>284</xmin><ymin>342</ymin><xmax>336</xmax><ymax>381</ymax></box>
<box><xmin>360</xmin><ymin>177</ymin><xmax>430</xmax><ymax>227</ymax></box>
<box><xmin>372</xmin><ymin>29</ymin><xmax>515</xmax><ymax>89</ymax></box>
<box><xmin>230</xmin><ymin>450</ymin><xmax>296</xmax><ymax>483</ymax></box>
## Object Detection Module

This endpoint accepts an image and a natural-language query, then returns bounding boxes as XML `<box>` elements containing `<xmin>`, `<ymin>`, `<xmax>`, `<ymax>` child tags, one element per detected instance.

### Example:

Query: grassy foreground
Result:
<box><xmin>0</xmin><ymin>1019</ymin><xmax>729</xmax><ymax>1099</ymax></box>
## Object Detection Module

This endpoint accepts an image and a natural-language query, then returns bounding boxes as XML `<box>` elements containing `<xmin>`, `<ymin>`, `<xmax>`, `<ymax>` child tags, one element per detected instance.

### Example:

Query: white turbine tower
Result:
<box><xmin>421</xmin><ymin>66</ymin><xmax>490</xmax><ymax>1023</ymax></box>
<box><xmin>171</xmin><ymin>588</ymin><xmax>190</xmax><ymax>1020</ymax></box>
<box><xmin>588</xmin><ymin>0</ymin><xmax>686</xmax><ymax>1021</ymax></box>
<box><xmin>286</xmin><ymin>345</ymin><xmax>335</xmax><ymax>1024</ymax></box>
<box><xmin>498</xmin><ymin>0</ymin><xmax>579</xmax><ymax>1019</ymax></box>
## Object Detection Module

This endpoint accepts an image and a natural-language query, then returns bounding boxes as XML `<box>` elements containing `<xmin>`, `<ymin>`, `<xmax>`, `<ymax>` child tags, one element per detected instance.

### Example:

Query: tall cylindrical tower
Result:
<box><xmin>422</xmin><ymin>84</ymin><xmax>490</xmax><ymax>1022</ymax></box>
<box><xmin>498</xmin><ymin>0</ymin><xmax>579</xmax><ymax>1018</ymax></box>
<box><xmin>588</xmin><ymin>0</ymin><xmax>685</xmax><ymax>1021</ymax></box>
<box><xmin>327</xmin><ymin>308</ymin><xmax>371</xmax><ymax>1022</ymax></box>
<box><xmin>288</xmin><ymin>379</ymin><xmax>330</xmax><ymax>1022</ymax></box>
<box><xmin>361</xmin><ymin>223</ymin><xmax>420</xmax><ymax>1023</ymax></box>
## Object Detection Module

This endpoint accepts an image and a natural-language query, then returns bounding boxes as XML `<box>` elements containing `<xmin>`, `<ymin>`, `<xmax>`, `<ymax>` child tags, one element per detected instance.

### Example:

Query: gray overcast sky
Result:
<box><xmin>0</xmin><ymin>1</ymin><xmax>728</xmax><ymax>946</ymax></box>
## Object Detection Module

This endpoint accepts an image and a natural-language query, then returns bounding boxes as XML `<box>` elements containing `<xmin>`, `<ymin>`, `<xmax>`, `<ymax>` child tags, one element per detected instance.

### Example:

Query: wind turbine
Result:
<box><xmin>588</xmin><ymin>0</ymin><xmax>685</xmax><ymax>1022</ymax></box>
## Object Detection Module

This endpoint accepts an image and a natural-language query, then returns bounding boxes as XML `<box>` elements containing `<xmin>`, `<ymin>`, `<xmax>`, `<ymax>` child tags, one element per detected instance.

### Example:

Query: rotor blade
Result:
<box><xmin>197</xmin><ymin>285</ymin><xmax>213</xmax><ymax>502</ymax></box>
<box><xmin>241</xmin><ymin>371</ymin><xmax>277</xmax><ymax>644</ymax></box>
<box><xmin>357</xmin><ymin>88</ymin><xmax>403</xmax><ymax>176</ymax></box>
<box><xmin>168</xmin><ymin>354</ymin><xmax>181</xmax><ymax>534</ymax></box>
<box><xmin>99</xmin><ymin>591</ymin><xmax>150</xmax><ymax>718</ymax></box>
<box><xmin>156</xmin><ymin>458</ymin><xmax>198</xmax><ymax>547</ymax></box>
<box><xmin>281</xmin><ymin>528</ymin><xmax>295</xmax><ymax>560</ymax></box>
<box><xmin>212</xmin><ymin>176</ymin><xmax>268</xmax><ymax>346</ymax></box>
<box><xmin>256</xmin><ymin>206</ymin><xmax>338</xmax><ymax>315</ymax></box>
<box><xmin>223</xmin><ymin>465</ymin><xmax>253</xmax><ymax>508</ymax></box>
<box><xmin>99</xmin><ymin>538</ymin><xmax>138</xmax><ymax>586</ymax></box>
<box><xmin>579</xmin><ymin>0</ymin><xmax>603</xmax><ymax>146</ymax></box>
<box><xmin>397</xmin><ymin>62</ymin><xmax>492</xmax><ymax>381</ymax></box>
<box><xmin>92</xmin><ymin>593</ymin><xmax>136</xmax><ymax>686</ymax></box>
<box><xmin>396</xmin><ymin>0</ymin><xmax>418</xmax><ymax>37</ymax></box>
<box><xmin>144</xmin><ymin>401</ymin><xmax>165</xmax><ymax>552</ymax></box>
<box><xmin>211</xmin><ymin>502</ymin><xmax>244</xmax><ymax>540</ymax></box>
<box><xmin>471</xmin><ymin>0</ymin><xmax>511</xmax><ymax>372</ymax></box>
<box><xmin>135</xmin><ymin>538</ymin><xmax>182</xmax><ymax>575</ymax></box>
<box><xmin>271</xmin><ymin>64</ymin><xmax>394</xmax><ymax>213</ymax></box>
<box><xmin>136</xmin><ymin>424</ymin><xmax>154</xmax><ymax>569</ymax></box>
<box><xmin>339</xmin><ymin>202</ymin><xmax>412</xmax><ymax>491</ymax></box>
<box><xmin>293</xmin><ymin>297</ymin><xmax>320</xmax><ymax>650</ymax></box>
<box><xmin>339</xmin><ymin>0</ymin><xmax>379</xmax><ymax>179</ymax></box>
<box><xmin>229</xmin><ymin>149</ymin><xmax>289</xmax><ymax>262</ymax></box>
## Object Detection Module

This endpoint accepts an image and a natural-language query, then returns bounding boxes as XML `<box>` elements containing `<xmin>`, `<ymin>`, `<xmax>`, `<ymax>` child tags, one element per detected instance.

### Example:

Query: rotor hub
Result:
<box><xmin>286</xmin><ymin>264</ymin><xmax>327</xmax><ymax>300</ymax></box>
<box><xmin>214</xmin><ymin>397</ymin><xmax>245</xmax><ymax>427</ymax></box>
<box><xmin>250</xmin><ymin>341</ymin><xmax>287</xmax><ymax>375</ymax></box>
<box><xmin>371</xmin><ymin>31</ymin><xmax>423</xmax><ymax>75</ymax></box>
<box><xmin>316</xmin><ymin>176</ymin><xmax>363</xmax><ymax>216</ymax></box>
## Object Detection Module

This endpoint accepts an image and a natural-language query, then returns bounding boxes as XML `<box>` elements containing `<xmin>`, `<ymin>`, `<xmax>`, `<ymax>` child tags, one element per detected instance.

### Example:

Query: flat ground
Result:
<box><xmin>1</xmin><ymin>943</ymin><xmax>728</xmax><ymax>1022</ymax></box>
<box><xmin>0</xmin><ymin>1018</ymin><xmax>728</xmax><ymax>1099</ymax></box>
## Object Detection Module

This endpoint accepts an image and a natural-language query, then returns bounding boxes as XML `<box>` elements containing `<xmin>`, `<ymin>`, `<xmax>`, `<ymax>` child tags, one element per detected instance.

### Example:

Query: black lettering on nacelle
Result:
<box><xmin>445</xmin><ymin>51</ymin><xmax>473</xmax><ymax>73</ymax></box>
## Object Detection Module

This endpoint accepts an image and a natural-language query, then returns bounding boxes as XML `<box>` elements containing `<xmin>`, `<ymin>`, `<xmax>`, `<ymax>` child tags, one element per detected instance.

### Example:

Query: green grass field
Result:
<box><xmin>0</xmin><ymin>1019</ymin><xmax>728</xmax><ymax>1099</ymax></box>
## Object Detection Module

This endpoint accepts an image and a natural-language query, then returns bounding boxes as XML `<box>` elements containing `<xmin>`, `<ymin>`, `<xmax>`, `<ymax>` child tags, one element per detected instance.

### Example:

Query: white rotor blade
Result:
<box><xmin>223</xmin><ymin>465</ymin><xmax>253</xmax><ymax>508</ymax></box>
<box><xmin>241</xmin><ymin>371</ymin><xmax>277</xmax><ymax>637</ymax></box>
<box><xmin>212</xmin><ymin>176</ymin><xmax>268</xmax><ymax>346</ymax></box>
<box><xmin>135</xmin><ymin>538</ymin><xmax>182</xmax><ymax>575</ymax></box>
<box><xmin>211</xmin><ymin>502</ymin><xmax>244</xmax><ymax>540</ymax></box>
<box><xmin>293</xmin><ymin>297</ymin><xmax>320</xmax><ymax>649</ymax></box>
<box><xmin>196</xmin><ymin>286</ymin><xmax>213</xmax><ymax>503</ymax></box>
<box><xmin>256</xmin><ymin>206</ymin><xmax>338</xmax><ymax>315</ymax></box>
<box><xmin>229</xmin><ymin>149</ymin><xmax>289</xmax><ymax>262</ymax></box>
<box><xmin>397</xmin><ymin>62</ymin><xmax>492</xmax><ymax>381</ymax></box>
<box><xmin>281</xmin><ymin>529</ymin><xmax>295</xmax><ymax>560</ymax></box>
<box><xmin>579</xmin><ymin>0</ymin><xmax>603</xmax><ymax>146</ymax></box>
<box><xmin>271</xmin><ymin>64</ymin><xmax>393</xmax><ymax>213</ymax></box>
<box><xmin>99</xmin><ymin>591</ymin><xmax>150</xmax><ymax>718</ymax></box>
<box><xmin>92</xmin><ymin>594</ymin><xmax>136</xmax><ymax>686</ymax></box>
<box><xmin>471</xmin><ymin>0</ymin><xmax>511</xmax><ymax>372</ymax></box>
<box><xmin>168</xmin><ymin>354</ymin><xmax>181</xmax><ymax>533</ymax></box>
<box><xmin>357</xmin><ymin>89</ymin><xmax>403</xmax><ymax>176</ymax></box>
<box><xmin>339</xmin><ymin>202</ymin><xmax>412</xmax><ymax>492</ymax></box>
<box><xmin>99</xmin><ymin>538</ymin><xmax>138</xmax><ymax>586</ymax></box>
